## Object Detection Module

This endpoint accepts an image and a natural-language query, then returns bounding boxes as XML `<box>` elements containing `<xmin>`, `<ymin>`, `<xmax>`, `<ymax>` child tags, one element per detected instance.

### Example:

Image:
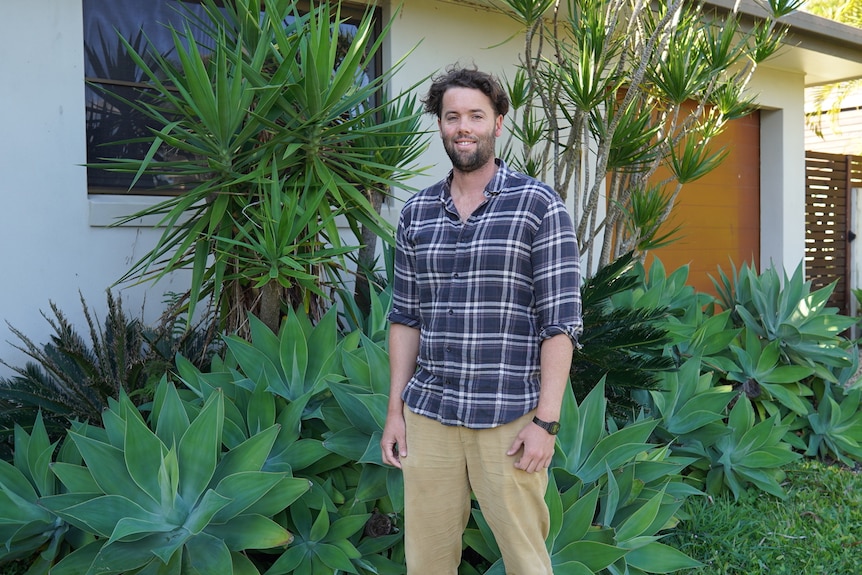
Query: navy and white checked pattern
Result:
<box><xmin>389</xmin><ymin>160</ymin><xmax>583</xmax><ymax>429</ymax></box>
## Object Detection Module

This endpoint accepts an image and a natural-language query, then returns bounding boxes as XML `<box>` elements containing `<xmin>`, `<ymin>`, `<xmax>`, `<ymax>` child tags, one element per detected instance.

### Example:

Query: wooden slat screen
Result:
<box><xmin>804</xmin><ymin>152</ymin><xmax>862</xmax><ymax>316</ymax></box>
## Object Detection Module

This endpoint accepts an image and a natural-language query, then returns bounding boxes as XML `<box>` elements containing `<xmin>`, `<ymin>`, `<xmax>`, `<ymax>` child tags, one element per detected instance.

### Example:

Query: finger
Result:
<box><xmin>507</xmin><ymin>437</ymin><xmax>524</xmax><ymax>456</ymax></box>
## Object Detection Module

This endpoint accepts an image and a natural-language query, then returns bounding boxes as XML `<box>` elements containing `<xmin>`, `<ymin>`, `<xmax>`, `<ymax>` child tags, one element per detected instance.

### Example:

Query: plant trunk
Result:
<box><xmin>353</xmin><ymin>187</ymin><xmax>385</xmax><ymax>316</ymax></box>
<box><xmin>259</xmin><ymin>281</ymin><xmax>282</xmax><ymax>334</ymax></box>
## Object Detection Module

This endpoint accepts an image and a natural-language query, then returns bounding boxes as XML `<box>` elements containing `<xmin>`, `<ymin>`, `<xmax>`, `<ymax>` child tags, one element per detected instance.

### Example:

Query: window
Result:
<box><xmin>83</xmin><ymin>0</ymin><xmax>381</xmax><ymax>194</ymax></box>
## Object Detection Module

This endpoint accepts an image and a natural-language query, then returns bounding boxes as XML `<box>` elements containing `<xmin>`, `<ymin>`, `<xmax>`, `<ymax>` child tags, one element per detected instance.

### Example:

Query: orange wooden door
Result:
<box><xmin>647</xmin><ymin>111</ymin><xmax>761</xmax><ymax>294</ymax></box>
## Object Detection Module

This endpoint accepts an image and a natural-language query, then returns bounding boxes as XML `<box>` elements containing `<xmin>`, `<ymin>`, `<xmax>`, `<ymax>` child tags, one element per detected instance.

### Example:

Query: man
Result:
<box><xmin>381</xmin><ymin>65</ymin><xmax>582</xmax><ymax>575</ymax></box>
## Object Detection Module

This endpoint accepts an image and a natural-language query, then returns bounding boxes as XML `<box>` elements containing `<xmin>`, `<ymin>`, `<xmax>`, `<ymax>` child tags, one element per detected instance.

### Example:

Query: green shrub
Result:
<box><xmin>0</xmin><ymin>291</ymin><xmax>216</xmax><ymax>461</ymax></box>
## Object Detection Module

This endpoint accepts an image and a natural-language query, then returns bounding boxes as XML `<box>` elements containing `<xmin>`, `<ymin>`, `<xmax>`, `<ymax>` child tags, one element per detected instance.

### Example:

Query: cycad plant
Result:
<box><xmin>0</xmin><ymin>291</ymin><xmax>215</xmax><ymax>460</ymax></box>
<box><xmin>97</xmin><ymin>0</ymin><xmax>427</xmax><ymax>336</ymax></box>
<box><xmin>571</xmin><ymin>252</ymin><xmax>678</xmax><ymax>420</ymax></box>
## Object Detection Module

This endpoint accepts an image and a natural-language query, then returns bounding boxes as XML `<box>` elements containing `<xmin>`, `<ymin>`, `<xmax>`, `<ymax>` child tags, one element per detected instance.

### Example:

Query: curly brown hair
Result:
<box><xmin>422</xmin><ymin>64</ymin><xmax>510</xmax><ymax>118</ymax></box>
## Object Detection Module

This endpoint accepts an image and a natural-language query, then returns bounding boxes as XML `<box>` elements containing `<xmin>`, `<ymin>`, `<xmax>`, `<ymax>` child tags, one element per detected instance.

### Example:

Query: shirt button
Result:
<box><xmin>453</xmin><ymin>273</ymin><xmax>459</xmax><ymax>279</ymax></box>
<box><xmin>448</xmin><ymin>309</ymin><xmax>454</xmax><ymax>315</ymax></box>
<box><xmin>445</xmin><ymin>346</ymin><xmax>452</xmax><ymax>353</ymax></box>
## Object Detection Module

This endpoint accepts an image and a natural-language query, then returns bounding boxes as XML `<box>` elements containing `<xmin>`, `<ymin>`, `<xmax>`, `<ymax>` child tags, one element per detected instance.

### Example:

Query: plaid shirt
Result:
<box><xmin>388</xmin><ymin>160</ymin><xmax>582</xmax><ymax>428</ymax></box>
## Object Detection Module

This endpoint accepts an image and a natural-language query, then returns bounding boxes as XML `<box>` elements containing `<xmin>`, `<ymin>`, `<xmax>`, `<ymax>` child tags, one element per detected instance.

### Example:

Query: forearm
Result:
<box><xmin>535</xmin><ymin>333</ymin><xmax>574</xmax><ymax>422</ymax></box>
<box><xmin>388</xmin><ymin>323</ymin><xmax>420</xmax><ymax>414</ymax></box>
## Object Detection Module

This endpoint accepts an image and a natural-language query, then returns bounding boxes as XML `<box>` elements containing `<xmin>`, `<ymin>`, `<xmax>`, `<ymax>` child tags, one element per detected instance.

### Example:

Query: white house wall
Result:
<box><xmin>0</xmin><ymin>1</ymin><xmax>189</xmax><ymax>377</ymax></box>
<box><xmin>748</xmin><ymin>67</ymin><xmax>808</xmax><ymax>276</ymax></box>
<box><xmin>0</xmin><ymin>0</ymin><xmax>812</xmax><ymax>377</ymax></box>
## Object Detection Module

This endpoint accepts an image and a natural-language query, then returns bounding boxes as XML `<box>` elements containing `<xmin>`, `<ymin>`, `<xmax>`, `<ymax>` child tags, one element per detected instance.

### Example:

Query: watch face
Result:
<box><xmin>534</xmin><ymin>416</ymin><xmax>560</xmax><ymax>435</ymax></box>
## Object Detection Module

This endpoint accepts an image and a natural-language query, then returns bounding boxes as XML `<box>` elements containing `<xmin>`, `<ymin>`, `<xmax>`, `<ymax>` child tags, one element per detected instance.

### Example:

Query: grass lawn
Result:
<box><xmin>665</xmin><ymin>459</ymin><xmax>862</xmax><ymax>575</ymax></box>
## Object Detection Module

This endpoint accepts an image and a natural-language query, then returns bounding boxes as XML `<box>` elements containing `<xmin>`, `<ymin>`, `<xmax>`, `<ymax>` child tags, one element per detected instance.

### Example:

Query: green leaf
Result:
<box><xmin>553</xmin><ymin>540</ymin><xmax>628</xmax><ymax>571</ymax></box>
<box><xmin>124</xmin><ymin>406</ymin><xmax>168</xmax><ymax>506</ymax></box>
<box><xmin>206</xmin><ymin>514</ymin><xmax>293</xmax><ymax>551</ymax></box>
<box><xmin>177</xmin><ymin>389</ymin><xmax>224</xmax><ymax>505</ymax></box>
<box><xmin>624</xmin><ymin>541</ymin><xmax>703</xmax><ymax>572</ymax></box>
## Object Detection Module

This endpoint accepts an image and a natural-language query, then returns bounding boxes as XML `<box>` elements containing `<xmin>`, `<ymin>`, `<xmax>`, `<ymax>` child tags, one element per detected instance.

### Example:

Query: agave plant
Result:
<box><xmin>174</xmin><ymin>302</ymin><xmax>405</xmax><ymax>574</ymax></box>
<box><xmin>711</xmin><ymin>262</ymin><xmax>856</xmax><ymax>381</ymax></box>
<box><xmin>38</xmin><ymin>381</ymin><xmax>309</xmax><ymax>575</ymax></box>
<box><xmin>0</xmin><ymin>413</ymin><xmax>83</xmax><ymax>574</ymax></box>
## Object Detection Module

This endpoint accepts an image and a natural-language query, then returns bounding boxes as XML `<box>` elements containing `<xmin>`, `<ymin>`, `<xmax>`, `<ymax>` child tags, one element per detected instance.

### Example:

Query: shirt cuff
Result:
<box><xmin>388</xmin><ymin>309</ymin><xmax>421</xmax><ymax>329</ymax></box>
<box><xmin>539</xmin><ymin>324</ymin><xmax>581</xmax><ymax>346</ymax></box>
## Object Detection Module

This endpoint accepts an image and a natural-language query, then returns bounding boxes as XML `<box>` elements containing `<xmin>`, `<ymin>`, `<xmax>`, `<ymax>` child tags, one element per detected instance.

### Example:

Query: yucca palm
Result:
<box><xmin>496</xmin><ymin>0</ymin><xmax>802</xmax><ymax>269</ymax></box>
<box><xmin>96</xmin><ymin>0</ymin><xmax>427</xmax><ymax>336</ymax></box>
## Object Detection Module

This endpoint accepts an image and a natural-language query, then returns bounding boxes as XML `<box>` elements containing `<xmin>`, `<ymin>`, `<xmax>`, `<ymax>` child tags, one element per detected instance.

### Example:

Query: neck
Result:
<box><xmin>451</xmin><ymin>159</ymin><xmax>497</xmax><ymax>198</ymax></box>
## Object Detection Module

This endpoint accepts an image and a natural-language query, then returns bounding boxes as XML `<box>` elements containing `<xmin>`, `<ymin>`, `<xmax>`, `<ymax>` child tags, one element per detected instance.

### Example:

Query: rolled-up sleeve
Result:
<box><xmin>532</xmin><ymin>197</ymin><xmax>583</xmax><ymax>345</ymax></box>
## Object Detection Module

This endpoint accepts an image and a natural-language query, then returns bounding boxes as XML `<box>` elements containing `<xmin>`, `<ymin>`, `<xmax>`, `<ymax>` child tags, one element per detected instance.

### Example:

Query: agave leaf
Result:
<box><xmin>152</xmin><ymin>378</ymin><xmax>192</xmax><ymax>449</ymax></box>
<box><xmin>0</xmin><ymin>458</ymin><xmax>40</xmax><ymax>503</ymax></box>
<box><xmin>177</xmin><ymin>389</ymin><xmax>224</xmax><ymax>505</ymax></box>
<box><xmin>206</xmin><ymin>513</ymin><xmax>293</xmax><ymax>551</ymax></box>
<box><xmin>47</xmin><ymin>539</ymin><xmax>104</xmax><ymax>575</ymax></box>
<box><xmin>613</xmin><ymin>486</ymin><xmax>665</xmax><ymax>542</ymax></box>
<box><xmin>624</xmin><ymin>541</ymin><xmax>703</xmax><ymax>572</ymax></box>
<box><xmin>184</xmin><ymin>489</ymin><xmax>232</xmax><ymax>535</ymax></box>
<box><xmin>212</xmin><ymin>425</ymin><xmax>280</xmax><ymax>484</ymax></box>
<box><xmin>550</xmin><ymin>561</ymin><xmax>593</xmax><ymax>575</ymax></box>
<box><xmin>107</xmin><ymin>516</ymin><xmax>176</xmax><ymax>545</ymax></box>
<box><xmin>43</xmin><ymin>494</ymin><xmax>163</xmax><ymax>538</ymax></box>
<box><xmin>68</xmin><ymin>432</ymin><xmax>153</xmax><ymax>510</ymax></box>
<box><xmin>246</xmin><ymin>384</ymin><xmax>277</xmax><ymax>436</ymax></box>
<box><xmin>124</xmin><ymin>405</ymin><xmax>168</xmax><ymax>506</ymax></box>
<box><xmin>552</xmin><ymin>540</ymin><xmax>628</xmax><ymax>571</ymax></box>
<box><xmin>576</xmin><ymin>420</ymin><xmax>658</xmax><ymax>483</ymax></box>
<box><xmin>273</xmin><ymin>437</ymin><xmax>330</xmax><ymax>472</ymax></box>
<box><xmin>560</xmin><ymin>485</ymin><xmax>600</xmax><ymax>546</ymax></box>
<box><xmin>328</xmin><ymin>383</ymin><xmax>387</xmax><ymax>435</ymax></box>
<box><xmin>278</xmin><ymin>308</ymin><xmax>310</xmax><ymax>399</ymax></box>
<box><xmin>183</xmin><ymin>531</ymin><xmax>233</xmax><ymax>574</ymax></box>
<box><xmin>211</xmin><ymin>471</ymin><xmax>289</xmax><ymax>522</ymax></box>
<box><xmin>49</xmin><ymin>462</ymin><xmax>100</xmax><ymax>493</ymax></box>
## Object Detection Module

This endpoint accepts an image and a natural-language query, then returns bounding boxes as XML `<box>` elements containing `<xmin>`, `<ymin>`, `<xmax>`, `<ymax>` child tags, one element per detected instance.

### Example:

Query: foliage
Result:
<box><xmin>99</xmin><ymin>0</ymin><xmax>427</xmax><ymax>335</ymax></box>
<box><xmin>466</xmin><ymin>379</ymin><xmax>702</xmax><ymax>575</ymax></box>
<box><xmin>6</xmin><ymin>256</ymin><xmax>862</xmax><ymax>572</ymax></box>
<box><xmin>175</xmin><ymin>303</ymin><xmax>405</xmax><ymax>575</ymax></box>
<box><xmin>495</xmin><ymin>0</ymin><xmax>803</xmax><ymax>268</ymax></box>
<box><xmin>0</xmin><ymin>291</ymin><xmax>215</xmax><ymax>460</ymax></box>
<box><xmin>0</xmin><ymin>299</ymin><xmax>404</xmax><ymax>574</ymax></box>
<box><xmin>571</xmin><ymin>252</ymin><xmax>677</xmax><ymax>420</ymax></box>
<box><xmin>0</xmin><ymin>413</ymin><xmax>83</xmax><ymax>575</ymax></box>
<box><xmin>666</xmin><ymin>458</ymin><xmax>862</xmax><ymax>574</ymax></box>
<box><xmin>42</xmin><ymin>382</ymin><xmax>306</xmax><ymax>575</ymax></box>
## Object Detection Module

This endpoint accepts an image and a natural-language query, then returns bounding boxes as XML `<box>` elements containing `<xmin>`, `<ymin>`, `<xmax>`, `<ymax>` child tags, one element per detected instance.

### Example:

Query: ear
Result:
<box><xmin>494</xmin><ymin>114</ymin><xmax>504</xmax><ymax>137</ymax></box>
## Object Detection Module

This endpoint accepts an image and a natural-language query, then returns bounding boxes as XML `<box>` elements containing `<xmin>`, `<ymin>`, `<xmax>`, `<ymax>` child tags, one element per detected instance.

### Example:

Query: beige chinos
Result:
<box><xmin>401</xmin><ymin>407</ymin><xmax>553</xmax><ymax>575</ymax></box>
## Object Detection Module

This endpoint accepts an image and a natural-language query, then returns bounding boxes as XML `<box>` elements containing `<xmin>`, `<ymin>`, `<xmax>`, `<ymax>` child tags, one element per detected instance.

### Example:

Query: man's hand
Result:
<box><xmin>507</xmin><ymin>420</ymin><xmax>555</xmax><ymax>473</ymax></box>
<box><xmin>381</xmin><ymin>413</ymin><xmax>407</xmax><ymax>469</ymax></box>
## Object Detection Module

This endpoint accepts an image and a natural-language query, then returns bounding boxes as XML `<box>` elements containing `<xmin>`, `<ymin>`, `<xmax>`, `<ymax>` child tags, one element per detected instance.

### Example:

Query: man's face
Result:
<box><xmin>438</xmin><ymin>87</ymin><xmax>504</xmax><ymax>173</ymax></box>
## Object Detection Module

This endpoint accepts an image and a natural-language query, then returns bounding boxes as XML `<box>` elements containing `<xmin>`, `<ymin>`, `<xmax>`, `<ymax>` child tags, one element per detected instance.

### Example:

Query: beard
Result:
<box><xmin>442</xmin><ymin>132</ymin><xmax>496</xmax><ymax>173</ymax></box>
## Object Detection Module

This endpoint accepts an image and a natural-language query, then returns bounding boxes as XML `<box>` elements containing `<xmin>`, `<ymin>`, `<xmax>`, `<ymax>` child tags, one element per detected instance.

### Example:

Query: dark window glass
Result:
<box><xmin>83</xmin><ymin>0</ymin><xmax>378</xmax><ymax>194</ymax></box>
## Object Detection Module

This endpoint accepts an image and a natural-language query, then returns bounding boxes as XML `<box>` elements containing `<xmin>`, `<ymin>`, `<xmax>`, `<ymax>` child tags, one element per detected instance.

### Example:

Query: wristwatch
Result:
<box><xmin>532</xmin><ymin>416</ymin><xmax>561</xmax><ymax>435</ymax></box>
